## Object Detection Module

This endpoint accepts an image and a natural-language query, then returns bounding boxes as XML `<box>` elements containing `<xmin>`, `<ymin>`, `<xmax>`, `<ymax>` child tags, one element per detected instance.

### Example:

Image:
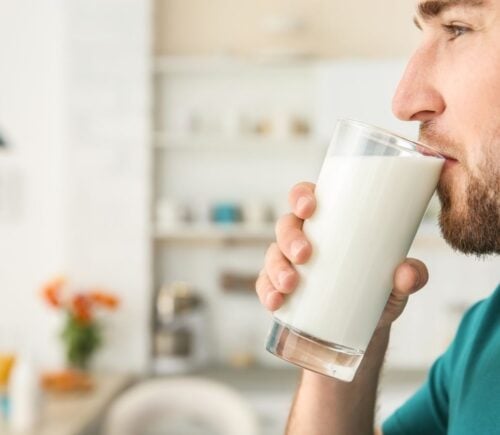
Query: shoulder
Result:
<box><xmin>447</xmin><ymin>284</ymin><xmax>500</xmax><ymax>362</ymax></box>
<box><xmin>459</xmin><ymin>284</ymin><xmax>500</xmax><ymax>331</ymax></box>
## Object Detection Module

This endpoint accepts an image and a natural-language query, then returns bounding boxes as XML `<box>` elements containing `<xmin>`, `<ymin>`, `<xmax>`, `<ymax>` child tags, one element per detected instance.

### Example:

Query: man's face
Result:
<box><xmin>392</xmin><ymin>0</ymin><xmax>500</xmax><ymax>255</ymax></box>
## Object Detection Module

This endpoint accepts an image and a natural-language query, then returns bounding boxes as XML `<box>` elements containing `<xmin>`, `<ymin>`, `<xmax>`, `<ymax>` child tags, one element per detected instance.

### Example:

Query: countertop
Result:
<box><xmin>0</xmin><ymin>374</ymin><xmax>133</xmax><ymax>435</ymax></box>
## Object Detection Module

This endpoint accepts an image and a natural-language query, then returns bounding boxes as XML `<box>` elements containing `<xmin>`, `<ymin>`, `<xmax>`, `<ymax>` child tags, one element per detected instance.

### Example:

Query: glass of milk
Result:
<box><xmin>265</xmin><ymin>119</ymin><xmax>444</xmax><ymax>382</ymax></box>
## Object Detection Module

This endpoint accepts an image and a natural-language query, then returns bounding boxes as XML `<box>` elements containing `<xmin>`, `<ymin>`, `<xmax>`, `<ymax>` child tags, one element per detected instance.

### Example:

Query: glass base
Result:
<box><xmin>266</xmin><ymin>318</ymin><xmax>364</xmax><ymax>382</ymax></box>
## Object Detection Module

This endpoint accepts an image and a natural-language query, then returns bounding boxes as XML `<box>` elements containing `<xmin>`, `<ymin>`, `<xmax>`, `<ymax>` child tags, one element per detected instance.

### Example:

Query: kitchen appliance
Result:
<box><xmin>0</xmin><ymin>131</ymin><xmax>7</xmax><ymax>148</ymax></box>
<box><xmin>153</xmin><ymin>282</ymin><xmax>208</xmax><ymax>374</ymax></box>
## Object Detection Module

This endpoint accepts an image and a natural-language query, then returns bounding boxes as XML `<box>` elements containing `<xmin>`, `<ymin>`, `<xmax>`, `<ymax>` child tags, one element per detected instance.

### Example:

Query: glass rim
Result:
<box><xmin>338</xmin><ymin>118</ymin><xmax>445</xmax><ymax>159</ymax></box>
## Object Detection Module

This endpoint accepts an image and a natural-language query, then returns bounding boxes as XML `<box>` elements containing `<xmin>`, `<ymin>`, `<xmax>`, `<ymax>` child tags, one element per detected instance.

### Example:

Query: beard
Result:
<box><xmin>420</xmin><ymin>122</ymin><xmax>500</xmax><ymax>256</ymax></box>
<box><xmin>437</xmin><ymin>168</ymin><xmax>500</xmax><ymax>256</ymax></box>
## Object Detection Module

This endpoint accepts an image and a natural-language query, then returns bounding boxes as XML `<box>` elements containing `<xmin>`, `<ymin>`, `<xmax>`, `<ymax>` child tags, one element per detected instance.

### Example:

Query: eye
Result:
<box><xmin>442</xmin><ymin>23</ymin><xmax>472</xmax><ymax>40</ymax></box>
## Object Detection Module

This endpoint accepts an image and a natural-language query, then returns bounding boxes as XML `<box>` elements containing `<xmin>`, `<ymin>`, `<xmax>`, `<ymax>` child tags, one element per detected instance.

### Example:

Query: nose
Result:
<box><xmin>392</xmin><ymin>45</ymin><xmax>446</xmax><ymax>122</ymax></box>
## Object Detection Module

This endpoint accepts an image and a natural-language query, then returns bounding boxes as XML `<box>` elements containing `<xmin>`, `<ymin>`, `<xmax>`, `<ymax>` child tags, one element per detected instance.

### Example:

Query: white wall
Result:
<box><xmin>64</xmin><ymin>0</ymin><xmax>152</xmax><ymax>372</ymax></box>
<box><xmin>0</xmin><ymin>0</ymin><xmax>152</xmax><ymax>372</ymax></box>
<box><xmin>0</xmin><ymin>0</ymin><xmax>66</xmax><ymax>365</ymax></box>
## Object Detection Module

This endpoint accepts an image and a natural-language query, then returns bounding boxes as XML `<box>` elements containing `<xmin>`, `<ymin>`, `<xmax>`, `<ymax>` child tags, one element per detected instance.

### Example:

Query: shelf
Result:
<box><xmin>153</xmin><ymin>55</ymin><xmax>322</xmax><ymax>75</ymax></box>
<box><xmin>153</xmin><ymin>220</ymin><xmax>443</xmax><ymax>246</ymax></box>
<box><xmin>154</xmin><ymin>224</ymin><xmax>275</xmax><ymax>245</ymax></box>
<box><xmin>153</xmin><ymin>132</ymin><xmax>327</xmax><ymax>152</ymax></box>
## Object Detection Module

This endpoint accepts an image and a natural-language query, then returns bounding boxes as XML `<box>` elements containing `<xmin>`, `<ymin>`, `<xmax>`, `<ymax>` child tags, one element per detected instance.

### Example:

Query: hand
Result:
<box><xmin>255</xmin><ymin>181</ymin><xmax>429</xmax><ymax>330</ymax></box>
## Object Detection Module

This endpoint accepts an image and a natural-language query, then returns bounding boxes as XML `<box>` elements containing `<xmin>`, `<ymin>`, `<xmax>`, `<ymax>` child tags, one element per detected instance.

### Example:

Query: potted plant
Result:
<box><xmin>41</xmin><ymin>277</ymin><xmax>119</xmax><ymax>371</ymax></box>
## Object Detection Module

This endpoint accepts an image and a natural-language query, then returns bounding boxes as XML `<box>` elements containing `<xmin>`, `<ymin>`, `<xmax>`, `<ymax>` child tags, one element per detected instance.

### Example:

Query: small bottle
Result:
<box><xmin>8</xmin><ymin>354</ymin><xmax>41</xmax><ymax>432</ymax></box>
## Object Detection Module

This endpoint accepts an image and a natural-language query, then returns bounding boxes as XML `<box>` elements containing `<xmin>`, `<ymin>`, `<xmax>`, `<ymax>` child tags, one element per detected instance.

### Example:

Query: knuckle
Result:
<box><xmin>275</xmin><ymin>213</ymin><xmax>291</xmax><ymax>234</ymax></box>
<box><xmin>288</xmin><ymin>184</ymin><xmax>301</xmax><ymax>204</ymax></box>
<box><xmin>276</xmin><ymin>213</ymin><xmax>299</xmax><ymax>237</ymax></box>
<box><xmin>265</xmin><ymin>242</ymin><xmax>278</xmax><ymax>263</ymax></box>
<box><xmin>255</xmin><ymin>280</ymin><xmax>269</xmax><ymax>303</ymax></box>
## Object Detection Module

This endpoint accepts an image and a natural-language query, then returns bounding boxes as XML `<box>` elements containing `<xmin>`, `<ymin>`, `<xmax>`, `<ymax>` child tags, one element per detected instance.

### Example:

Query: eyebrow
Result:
<box><xmin>415</xmin><ymin>0</ymin><xmax>486</xmax><ymax>25</ymax></box>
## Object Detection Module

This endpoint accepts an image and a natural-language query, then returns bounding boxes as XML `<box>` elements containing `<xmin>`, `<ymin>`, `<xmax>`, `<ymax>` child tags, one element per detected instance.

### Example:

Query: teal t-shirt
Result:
<box><xmin>382</xmin><ymin>283</ymin><xmax>500</xmax><ymax>434</ymax></box>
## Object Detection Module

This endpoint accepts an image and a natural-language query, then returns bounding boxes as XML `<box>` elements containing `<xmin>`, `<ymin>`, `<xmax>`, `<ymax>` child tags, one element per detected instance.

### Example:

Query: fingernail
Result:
<box><xmin>297</xmin><ymin>195</ymin><xmax>313</xmax><ymax>213</ymax></box>
<box><xmin>278</xmin><ymin>270</ymin><xmax>293</xmax><ymax>289</ymax></box>
<box><xmin>291</xmin><ymin>239</ymin><xmax>308</xmax><ymax>261</ymax></box>
<box><xmin>412</xmin><ymin>267</ymin><xmax>421</xmax><ymax>290</ymax></box>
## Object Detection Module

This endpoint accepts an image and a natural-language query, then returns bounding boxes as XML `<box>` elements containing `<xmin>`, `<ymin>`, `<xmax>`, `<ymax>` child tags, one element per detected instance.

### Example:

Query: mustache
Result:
<box><xmin>419</xmin><ymin>121</ymin><xmax>461</xmax><ymax>160</ymax></box>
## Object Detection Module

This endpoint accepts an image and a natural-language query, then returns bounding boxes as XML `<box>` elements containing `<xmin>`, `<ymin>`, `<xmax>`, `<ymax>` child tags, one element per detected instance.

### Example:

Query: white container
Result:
<box><xmin>8</xmin><ymin>355</ymin><xmax>42</xmax><ymax>432</ymax></box>
<box><xmin>266</xmin><ymin>119</ymin><xmax>444</xmax><ymax>382</ymax></box>
<box><xmin>156</xmin><ymin>197</ymin><xmax>189</xmax><ymax>228</ymax></box>
<box><xmin>241</xmin><ymin>200</ymin><xmax>272</xmax><ymax>227</ymax></box>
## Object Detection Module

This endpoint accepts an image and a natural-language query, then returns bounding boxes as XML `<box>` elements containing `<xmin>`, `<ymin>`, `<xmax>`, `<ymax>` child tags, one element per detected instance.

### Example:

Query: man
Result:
<box><xmin>255</xmin><ymin>0</ymin><xmax>500</xmax><ymax>433</ymax></box>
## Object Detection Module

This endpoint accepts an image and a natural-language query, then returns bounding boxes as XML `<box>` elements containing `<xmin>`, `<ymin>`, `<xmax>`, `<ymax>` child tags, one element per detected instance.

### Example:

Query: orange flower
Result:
<box><xmin>41</xmin><ymin>276</ymin><xmax>66</xmax><ymax>308</ymax></box>
<box><xmin>71</xmin><ymin>294</ymin><xmax>92</xmax><ymax>324</ymax></box>
<box><xmin>88</xmin><ymin>290</ymin><xmax>119</xmax><ymax>310</ymax></box>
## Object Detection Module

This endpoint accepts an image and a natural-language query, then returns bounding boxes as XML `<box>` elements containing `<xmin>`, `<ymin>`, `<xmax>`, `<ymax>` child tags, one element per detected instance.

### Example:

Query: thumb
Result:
<box><xmin>393</xmin><ymin>257</ymin><xmax>429</xmax><ymax>297</ymax></box>
<box><xmin>377</xmin><ymin>258</ymin><xmax>429</xmax><ymax>328</ymax></box>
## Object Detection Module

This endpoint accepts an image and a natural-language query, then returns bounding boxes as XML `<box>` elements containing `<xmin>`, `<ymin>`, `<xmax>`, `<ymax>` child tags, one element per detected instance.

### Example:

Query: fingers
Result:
<box><xmin>255</xmin><ymin>269</ymin><xmax>284</xmax><ymax>311</ymax></box>
<box><xmin>256</xmin><ymin>181</ymin><xmax>316</xmax><ymax>312</ymax></box>
<box><xmin>264</xmin><ymin>243</ymin><xmax>298</xmax><ymax>293</ymax></box>
<box><xmin>288</xmin><ymin>182</ymin><xmax>316</xmax><ymax>220</ymax></box>
<box><xmin>275</xmin><ymin>213</ymin><xmax>312</xmax><ymax>264</ymax></box>
<box><xmin>255</xmin><ymin>243</ymin><xmax>299</xmax><ymax>312</ymax></box>
<box><xmin>393</xmin><ymin>258</ymin><xmax>429</xmax><ymax>296</ymax></box>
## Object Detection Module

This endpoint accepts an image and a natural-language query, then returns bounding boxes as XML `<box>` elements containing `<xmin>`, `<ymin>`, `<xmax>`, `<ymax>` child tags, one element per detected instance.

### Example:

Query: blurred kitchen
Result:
<box><xmin>0</xmin><ymin>0</ymin><xmax>498</xmax><ymax>434</ymax></box>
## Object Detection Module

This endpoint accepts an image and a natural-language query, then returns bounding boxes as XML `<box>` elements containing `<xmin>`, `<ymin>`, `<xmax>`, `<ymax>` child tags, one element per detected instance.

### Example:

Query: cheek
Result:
<box><xmin>451</xmin><ymin>51</ymin><xmax>500</xmax><ymax>119</ymax></box>
<box><xmin>441</xmin><ymin>44</ymin><xmax>500</xmax><ymax>170</ymax></box>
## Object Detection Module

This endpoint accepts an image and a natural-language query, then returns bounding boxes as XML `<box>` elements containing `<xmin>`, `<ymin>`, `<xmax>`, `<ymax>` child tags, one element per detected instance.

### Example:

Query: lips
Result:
<box><xmin>417</xmin><ymin>132</ymin><xmax>459</xmax><ymax>162</ymax></box>
<box><xmin>438</xmin><ymin>151</ymin><xmax>459</xmax><ymax>172</ymax></box>
<box><xmin>443</xmin><ymin>158</ymin><xmax>458</xmax><ymax>170</ymax></box>
<box><xmin>423</xmin><ymin>147</ymin><xmax>458</xmax><ymax>170</ymax></box>
<box><xmin>439</xmin><ymin>152</ymin><xmax>458</xmax><ymax>162</ymax></box>
<box><xmin>426</xmin><ymin>147</ymin><xmax>458</xmax><ymax>162</ymax></box>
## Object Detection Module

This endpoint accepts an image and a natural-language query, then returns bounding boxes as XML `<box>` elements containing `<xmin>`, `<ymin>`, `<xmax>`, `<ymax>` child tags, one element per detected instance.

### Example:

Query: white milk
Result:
<box><xmin>274</xmin><ymin>155</ymin><xmax>443</xmax><ymax>351</ymax></box>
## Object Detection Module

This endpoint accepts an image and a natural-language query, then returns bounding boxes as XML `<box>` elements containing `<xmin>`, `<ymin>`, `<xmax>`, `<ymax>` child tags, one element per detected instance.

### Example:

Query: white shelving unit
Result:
<box><xmin>151</xmin><ymin>55</ymin><xmax>326</xmax><ymax>371</ymax></box>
